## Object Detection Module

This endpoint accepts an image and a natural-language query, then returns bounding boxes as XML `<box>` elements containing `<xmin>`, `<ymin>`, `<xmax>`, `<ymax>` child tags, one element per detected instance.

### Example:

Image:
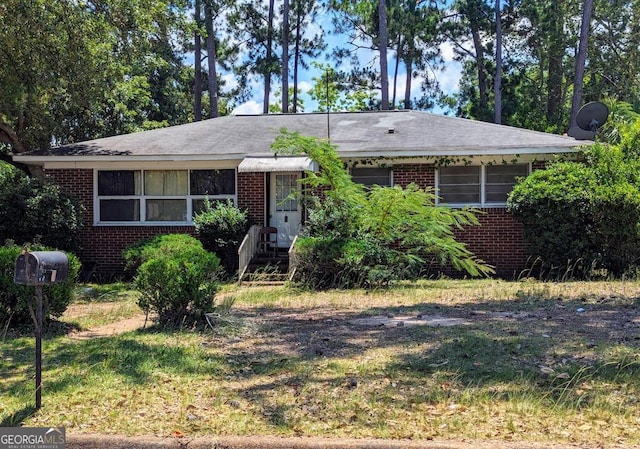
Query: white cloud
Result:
<box><xmin>437</xmin><ymin>63</ymin><xmax>462</xmax><ymax>95</ymax></box>
<box><xmin>437</xmin><ymin>42</ymin><xmax>462</xmax><ymax>95</ymax></box>
<box><xmin>232</xmin><ymin>100</ymin><xmax>262</xmax><ymax>115</ymax></box>
<box><xmin>297</xmin><ymin>80</ymin><xmax>312</xmax><ymax>94</ymax></box>
<box><xmin>440</xmin><ymin>41</ymin><xmax>457</xmax><ymax>62</ymax></box>
<box><xmin>221</xmin><ymin>73</ymin><xmax>238</xmax><ymax>91</ymax></box>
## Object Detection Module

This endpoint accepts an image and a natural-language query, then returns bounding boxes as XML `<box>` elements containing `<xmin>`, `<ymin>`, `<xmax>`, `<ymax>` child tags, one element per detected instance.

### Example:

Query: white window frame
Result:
<box><xmin>436</xmin><ymin>163</ymin><xmax>530</xmax><ymax>207</ymax></box>
<box><xmin>94</xmin><ymin>168</ymin><xmax>237</xmax><ymax>226</ymax></box>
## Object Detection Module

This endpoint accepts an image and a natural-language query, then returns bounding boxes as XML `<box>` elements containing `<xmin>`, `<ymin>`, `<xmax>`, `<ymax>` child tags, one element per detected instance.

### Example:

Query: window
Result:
<box><xmin>97</xmin><ymin>171</ymin><xmax>142</xmax><ymax>222</ymax></box>
<box><xmin>274</xmin><ymin>174</ymin><xmax>298</xmax><ymax>212</ymax></box>
<box><xmin>145</xmin><ymin>170</ymin><xmax>188</xmax><ymax>222</ymax></box>
<box><xmin>437</xmin><ymin>164</ymin><xmax>529</xmax><ymax>206</ymax></box>
<box><xmin>190</xmin><ymin>169</ymin><xmax>236</xmax><ymax>215</ymax></box>
<box><xmin>96</xmin><ymin>169</ymin><xmax>236</xmax><ymax>224</ymax></box>
<box><xmin>437</xmin><ymin>166</ymin><xmax>480</xmax><ymax>204</ymax></box>
<box><xmin>351</xmin><ymin>167</ymin><xmax>392</xmax><ymax>187</ymax></box>
<box><xmin>485</xmin><ymin>164</ymin><xmax>529</xmax><ymax>204</ymax></box>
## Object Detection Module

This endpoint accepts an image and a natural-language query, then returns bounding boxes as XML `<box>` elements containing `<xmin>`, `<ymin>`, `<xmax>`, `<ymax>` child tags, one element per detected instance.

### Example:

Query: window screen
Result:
<box><xmin>438</xmin><ymin>166</ymin><xmax>481</xmax><ymax>204</ymax></box>
<box><xmin>351</xmin><ymin>167</ymin><xmax>392</xmax><ymax>187</ymax></box>
<box><xmin>99</xmin><ymin>199</ymin><xmax>140</xmax><ymax>221</ymax></box>
<box><xmin>485</xmin><ymin>164</ymin><xmax>529</xmax><ymax>203</ymax></box>
<box><xmin>98</xmin><ymin>171</ymin><xmax>141</xmax><ymax>196</ymax></box>
<box><xmin>144</xmin><ymin>170</ymin><xmax>188</xmax><ymax>196</ymax></box>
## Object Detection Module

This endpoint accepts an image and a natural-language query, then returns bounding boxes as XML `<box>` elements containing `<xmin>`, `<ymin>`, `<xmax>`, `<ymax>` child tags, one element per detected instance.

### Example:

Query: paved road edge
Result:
<box><xmin>65</xmin><ymin>433</ymin><xmax>594</xmax><ymax>449</ymax></box>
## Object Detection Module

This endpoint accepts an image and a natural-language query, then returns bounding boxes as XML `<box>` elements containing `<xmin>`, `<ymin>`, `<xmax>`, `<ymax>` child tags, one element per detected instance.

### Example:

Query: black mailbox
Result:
<box><xmin>14</xmin><ymin>251</ymin><xmax>69</xmax><ymax>286</ymax></box>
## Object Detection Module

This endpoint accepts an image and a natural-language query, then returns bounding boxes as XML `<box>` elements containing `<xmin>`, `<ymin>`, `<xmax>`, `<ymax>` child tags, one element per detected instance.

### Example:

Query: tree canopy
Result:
<box><xmin>2</xmin><ymin>0</ymin><xmax>640</xmax><ymax>162</ymax></box>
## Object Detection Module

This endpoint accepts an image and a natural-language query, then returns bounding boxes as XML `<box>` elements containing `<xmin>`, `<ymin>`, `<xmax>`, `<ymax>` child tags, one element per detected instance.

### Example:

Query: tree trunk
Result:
<box><xmin>378</xmin><ymin>0</ymin><xmax>389</xmax><ymax>110</ymax></box>
<box><xmin>471</xmin><ymin>26</ymin><xmax>489</xmax><ymax>117</ymax></box>
<box><xmin>204</xmin><ymin>1</ymin><xmax>218</xmax><ymax>118</ymax></box>
<box><xmin>392</xmin><ymin>37</ymin><xmax>402</xmax><ymax>109</ymax></box>
<box><xmin>0</xmin><ymin>122</ymin><xmax>26</xmax><ymax>153</ymax></box>
<box><xmin>547</xmin><ymin>1</ymin><xmax>564</xmax><ymax>125</ymax></box>
<box><xmin>194</xmin><ymin>0</ymin><xmax>203</xmax><ymax>121</ymax></box>
<box><xmin>263</xmin><ymin>0</ymin><xmax>275</xmax><ymax>114</ymax></box>
<box><xmin>282</xmin><ymin>0</ymin><xmax>290</xmax><ymax>113</ymax></box>
<box><xmin>404</xmin><ymin>57</ymin><xmax>412</xmax><ymax>109</ymax></box>
<box><xmin>0</xmin><ymin>121</ymin><xmax>31</xmax><ymax>174</ymax></box>
<box><xmin>569</xmin><ymin>0</ymin><xmax>594</xmax><ymax>129</ymax></box>
<box><xmin>494</xmin><ymin>0</ymin><xmax>502</xmax><ymax>124</ymax></box>
<box><xmin>292</xmin><ymin>2</ymin><xmax>302</xmax><ymax>113</ymax></box>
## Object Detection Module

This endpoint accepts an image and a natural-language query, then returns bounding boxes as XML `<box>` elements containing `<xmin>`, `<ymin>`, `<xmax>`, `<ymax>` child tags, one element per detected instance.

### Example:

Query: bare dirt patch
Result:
<box><xmin>63</xmin><ymin>301</ymin><xmax>150</xmax><ymax>340</ymax></box>
<box><xmin>67</xmin><ymin>313</ymin><xmax>151</xmax><ymax>340</ymax></box>
<box><xmin>221</xmin><ymin>297</ymin><xmax>640</xmax><ymax>360</ymax></box>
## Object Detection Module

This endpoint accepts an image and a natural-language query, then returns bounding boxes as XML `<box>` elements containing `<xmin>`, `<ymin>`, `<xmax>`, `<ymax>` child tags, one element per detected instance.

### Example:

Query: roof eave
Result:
<box><xmin>13</xmin><ymin>145</ymin><xmax>586</xmax><ymax>166</ymax></box>
<box><xmin>12</xmin><ymin>153</ymin><xmax>248</xmax><ymax>164</ymax></box>
<box><xmin>337</xmin><ymin>146</ymin><xmax>584</xmax><ymax>159</ymax></box>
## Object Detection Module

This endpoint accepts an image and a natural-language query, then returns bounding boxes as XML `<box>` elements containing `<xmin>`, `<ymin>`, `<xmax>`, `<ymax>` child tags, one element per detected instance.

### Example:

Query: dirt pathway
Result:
<box><xmin>66</xmin><ymin>313</ymin><xmax>151</xmax><ymax>340</ymax></box>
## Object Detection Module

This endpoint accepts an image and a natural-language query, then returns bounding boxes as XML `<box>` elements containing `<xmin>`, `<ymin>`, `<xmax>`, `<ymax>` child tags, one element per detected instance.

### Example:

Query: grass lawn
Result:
<box><xmin>1</xmin><ymin>279</ymin><xmax>640</xmax><ymax>446</ymax></box>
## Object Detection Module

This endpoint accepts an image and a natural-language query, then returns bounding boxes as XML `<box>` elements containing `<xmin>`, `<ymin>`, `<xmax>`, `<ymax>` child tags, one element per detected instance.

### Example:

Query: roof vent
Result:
<box><xmin>387</xmin><ymin>128</ymin><xmax>395</xmax><ymax>134</ymax></box>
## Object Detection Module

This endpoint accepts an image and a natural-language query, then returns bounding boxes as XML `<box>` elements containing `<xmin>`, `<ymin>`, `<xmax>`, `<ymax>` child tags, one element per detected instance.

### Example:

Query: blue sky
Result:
<box><xmin>228</xmin><ymin>8</ymin><xmax>463</xmax><ymax>115</ymax></box>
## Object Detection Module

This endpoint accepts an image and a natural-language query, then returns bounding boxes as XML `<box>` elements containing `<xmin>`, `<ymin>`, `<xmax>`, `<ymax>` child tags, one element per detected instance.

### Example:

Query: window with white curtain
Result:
<box><xmin>96</xmin><ymin>169</ymin><xmax>236</xmax><ymax>224</ymax></box>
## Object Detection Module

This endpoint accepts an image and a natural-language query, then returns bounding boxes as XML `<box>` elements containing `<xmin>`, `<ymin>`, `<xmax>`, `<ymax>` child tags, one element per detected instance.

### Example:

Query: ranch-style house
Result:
<box><xmin>13</xmin><ymin>110</ymin><xmax>586</xmax><ymax>278</ymax></box>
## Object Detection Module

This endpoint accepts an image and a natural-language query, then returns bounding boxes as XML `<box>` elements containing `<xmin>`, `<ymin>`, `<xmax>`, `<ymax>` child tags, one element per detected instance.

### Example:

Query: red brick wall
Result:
<box><xmin>45</xmin><ymin>169</ymin><xmax>93</xmax><ymax>224</ymax></box>
<box><xmin>45</xmin><ymin>164</ymin><xmax>530</xmax><ymax>279</ymax></box>
<box><xmin>81</xmin><ymin>226</ymin><xmax>195</xmax><ymax>275</ymax></box>
<box><xmin>392</xmin><ymin>163</ymin><xmax>526</xmax><ymax>278</ymax></box>
<box><xmin>44</xmin><ymin>168</ymin><xmax>266</xmax><ymax>277</ymax></box>
<box><xmin>237</xmin><ymin>172</ymin><xmax>266</xmax><ymax>226</ymax></box>
<box><xmin>454</xmin><ymin>209</ymin><xmax>526</xmax><ymax>279</ymax></box>
<box><xmin>393</xmin><ymin>164</ymin><xmax>435</xmax><ymax>189</ymax></box>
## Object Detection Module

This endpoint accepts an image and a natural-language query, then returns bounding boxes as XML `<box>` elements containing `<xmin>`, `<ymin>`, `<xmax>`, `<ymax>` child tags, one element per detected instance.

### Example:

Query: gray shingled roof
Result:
<box><xmin>14</xmin><ymin>110</ymin><xmax>586</xmax><ymax>162</ymax></box>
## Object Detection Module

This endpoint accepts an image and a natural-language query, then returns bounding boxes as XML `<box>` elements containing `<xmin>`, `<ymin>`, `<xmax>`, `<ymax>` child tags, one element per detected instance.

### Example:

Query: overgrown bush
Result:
<box><xmin>508</xmin><ymin>141</ymin><xmax>640</xmax><ymax>278</ymax></box>
<box><xmin>123</xmin><ymin>234</ymin><xmax>222</xmax><ymax>326</ymax></box>
<box><xmin>0</xmin><ymin>163</ymin><xmax>83</xmax><ymax>251</ymax></box>
<box><xmin>293</xmin><ymin>233</ymin><xmax>399</xmax><ymax>289</ymax></box>
<box><xmin>274</xmin><ymin>130</ymin><xmax>493</xmax><ymax>289</ymax></box>
<box><xmin>0</xmin><ymin>243</ymin><xmax>81</xmax><ymax>330</ymax></box>
<box><xmin>193</xmin><ymin>199</ymin><xmax>249</xmax><ymax>277</ymax></box>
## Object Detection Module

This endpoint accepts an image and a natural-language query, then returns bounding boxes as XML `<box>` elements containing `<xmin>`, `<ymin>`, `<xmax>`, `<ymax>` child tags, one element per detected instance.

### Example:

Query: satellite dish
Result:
<box><xmin>576</xmin><ymin>101</ymin><xmax>609</xmax><ymax>131</ymax></box>
<box><xmin>567</xmin><ymin>126</ymin><xmax>595</xmax><ymax>141</ymax></box>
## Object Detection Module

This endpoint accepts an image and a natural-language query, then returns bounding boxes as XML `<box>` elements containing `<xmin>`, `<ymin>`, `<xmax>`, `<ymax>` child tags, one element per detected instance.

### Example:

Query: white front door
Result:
<box><xmin>269</xmin><ymin>172</ymin><xmax>301</xmax><ymax>248</ymax></box>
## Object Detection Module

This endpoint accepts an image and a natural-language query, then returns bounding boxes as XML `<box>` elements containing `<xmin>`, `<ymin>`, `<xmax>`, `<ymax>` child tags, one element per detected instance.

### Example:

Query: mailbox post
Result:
<box><xmin>14</xmin><ymin>250</ymin><xmax>69</xmax><ymax>410</ymax></box>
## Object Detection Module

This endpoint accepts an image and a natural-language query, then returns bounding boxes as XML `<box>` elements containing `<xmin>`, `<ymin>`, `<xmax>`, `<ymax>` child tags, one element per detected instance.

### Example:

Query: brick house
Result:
<box><xmin>13</xmin><ymin>110</ymin><xmax>585</xmax><ymax>279</ymax></box>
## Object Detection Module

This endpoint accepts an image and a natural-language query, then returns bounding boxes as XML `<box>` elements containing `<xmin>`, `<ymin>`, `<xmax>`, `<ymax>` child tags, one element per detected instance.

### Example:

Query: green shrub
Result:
<box><xmin>508</xmin><ymin>144</ymin><xmax>640</xmax><ymax>277</ymax></box>
<box><xmin>193</xmin><ymin>199</ymin><xmax>249</xmax><ymax>277</ymax></box>
<box><xmin>0</xmin><ymin>163</ymin><xmax>83</xmax><ymax>251</ymax></box>
<box><xmin>124</xmin><ymin>234</ymin><xmax>222</xmax><ymax>326</ymax></box>
<box><xmin>0</xmin><ymin>243</ymin><xmax>81</xmax><ymax>329</ymax></box>
<box><xmin>274</xmin><ymin>130</ymin><xmax>493</xmax><ymax>289</ymax></box>
<box><xmin>123</xmin><ymin>233</ymin><xmax>206</xmax><ymax>272</ymax></box>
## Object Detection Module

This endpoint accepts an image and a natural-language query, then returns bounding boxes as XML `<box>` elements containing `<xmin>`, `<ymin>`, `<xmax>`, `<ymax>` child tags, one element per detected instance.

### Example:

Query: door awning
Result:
<box><xmin>237</xmin><ymin>156</ymin><xmax>318</xmax><ymax>173</ymax></box>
